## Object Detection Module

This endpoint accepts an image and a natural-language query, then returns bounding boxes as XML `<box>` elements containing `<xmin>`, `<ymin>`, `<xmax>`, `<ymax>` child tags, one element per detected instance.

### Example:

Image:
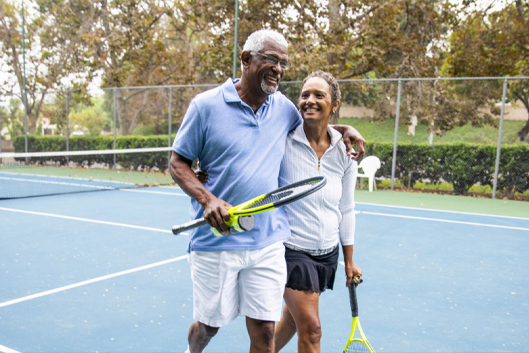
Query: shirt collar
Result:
<box><xmin>222</xmin><ymin>78</ymin><xmax>241</xmax><ymax>103</ymax></box>
<box><xmin>292</xmin><ymin>123</ymin><xmax>342</xmax><ymax>147</ymax></box>
<box><xmin>222</xmin><ymin>78</ymin><xmax>272</xmax><ymax>107</ymax></box>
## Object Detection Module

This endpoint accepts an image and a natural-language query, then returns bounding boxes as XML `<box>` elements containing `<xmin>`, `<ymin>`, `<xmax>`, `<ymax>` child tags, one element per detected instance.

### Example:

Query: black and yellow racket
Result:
<box><xmin>172</xmin><ymin>176</ymin><xmax>326</xmax><ymax>235</ymax></box>
<box><xmin>344</xmin><ymin>280</ymin><xmax>375</xmax><ymax>353</ymax></box>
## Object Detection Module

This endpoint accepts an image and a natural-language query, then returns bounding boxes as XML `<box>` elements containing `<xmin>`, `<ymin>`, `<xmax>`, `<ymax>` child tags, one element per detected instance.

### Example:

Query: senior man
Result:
<box><xmin>170</xmin><ymin>29</ymin><xmax>366</xmax><ymax>353</ymax></box>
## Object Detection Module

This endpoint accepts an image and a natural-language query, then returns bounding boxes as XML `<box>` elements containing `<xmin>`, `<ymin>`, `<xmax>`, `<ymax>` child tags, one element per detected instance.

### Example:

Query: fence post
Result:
<box><xmin>391</xmin><ymin>79</ymin><xmax>402</xmax><ymax>191</ymax></box>
<box><xmin>168</xmin><ymin>88</ymin><xmax>173</xmax><ymax>170</ymax></box>
<box><xmin>66</xmin><ymin>91</ymin><xmax>69</xmax><ymax>152</ymax></box>
<box><xmin>492</xmin><ymin>77</ymin><xmax>508</xmax><ymax>199</ymax></box>
<box><xmin>24</xmin><ymin>92</ymin><xmax>28</xmax><ymax>159</ymax></box>
<box><xmin>113</xmin><ymin>87</ymin><xmax>117</xmax><ymax>167</ymax></box>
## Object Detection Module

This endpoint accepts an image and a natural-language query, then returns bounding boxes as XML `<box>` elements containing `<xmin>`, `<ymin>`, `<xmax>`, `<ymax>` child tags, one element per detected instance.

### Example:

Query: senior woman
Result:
<box><xmin>274</xmin><ymin>71</ymin><xmax>362</xmax><ymax>353</ymax></box>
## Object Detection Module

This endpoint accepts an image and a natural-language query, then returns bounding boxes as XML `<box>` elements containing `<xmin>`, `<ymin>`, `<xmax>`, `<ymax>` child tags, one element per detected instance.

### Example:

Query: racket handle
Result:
<box><xmin>348</xmin><ymin>279</ymin><xmax>363</xmax><ymax>317</ymax></box>
<box><xmin>172</xmin><ymin>218</ymin><xmax>208</xmax><ymax>235</ymax></box>
<box><xmin>171</xmin><ymin>215</ymin><xmax>255</xmax><ymax>236</ymax></box>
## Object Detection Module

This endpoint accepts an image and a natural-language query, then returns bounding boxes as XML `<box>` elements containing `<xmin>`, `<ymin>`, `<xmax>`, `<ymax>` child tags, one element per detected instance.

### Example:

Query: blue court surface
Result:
<box><xmin>1</xmin><ymin>187</ymin><xmax>528</xmax><ymax>353</ymax></box>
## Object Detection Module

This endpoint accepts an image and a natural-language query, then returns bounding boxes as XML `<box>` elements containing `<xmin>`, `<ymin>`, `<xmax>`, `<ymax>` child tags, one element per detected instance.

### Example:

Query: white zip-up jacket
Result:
<box><xmin>279</xmin><ymin>124</ymin><xmax>357</xmax><ymax>252</ymax></box>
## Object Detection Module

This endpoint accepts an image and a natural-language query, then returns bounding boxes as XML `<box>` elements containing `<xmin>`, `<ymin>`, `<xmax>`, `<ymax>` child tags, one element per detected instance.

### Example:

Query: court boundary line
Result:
<box><xmin>356</xmin><ymin>202</ymin><xmax>529</xmax><ymax>220</ymax></box>
<box><xmin>0</xmin><ymin>255</ymin><xmax>188</xmax><ymax>309</ymax></box>
<box><xmin>0</xmin><ymin>344</ymin><xmax>20</xmax><ymax>353</ymax></box>
<box><xmin>360</xmin><ymin>211</ymin><xmax>529</xmax><ymax>231</ymax></box>
<box><xmin>0</xmin><ymin>207</ymin><xmax>174</xmax><ymax>234</ymax></box>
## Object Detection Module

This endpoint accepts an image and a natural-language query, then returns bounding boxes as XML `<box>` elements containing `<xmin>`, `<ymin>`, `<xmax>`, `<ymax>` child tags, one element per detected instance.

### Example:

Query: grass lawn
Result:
<box><xmin>339</xmin><ymin>117</ymin><xmax>528</xmax><ymax>145</ymax></box>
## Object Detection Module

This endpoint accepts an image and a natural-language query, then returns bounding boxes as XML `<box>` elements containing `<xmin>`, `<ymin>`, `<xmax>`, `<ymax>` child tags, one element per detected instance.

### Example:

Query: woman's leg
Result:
<box><xmin>283</xmin><ymin>288</ymin><xmax>322</xmax><ymax>353</ymax></box>
<box><xmin>274</xmin><ymin>303</ymin><xmax>297</xmax><ymax>352</ymax></box>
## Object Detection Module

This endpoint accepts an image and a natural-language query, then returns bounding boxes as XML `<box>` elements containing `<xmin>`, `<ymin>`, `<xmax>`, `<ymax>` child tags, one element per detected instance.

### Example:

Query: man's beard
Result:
<box><xmin>261</xmin><ymin>78</ymin><xmax>278</xmax><ymax>95</ymax></box>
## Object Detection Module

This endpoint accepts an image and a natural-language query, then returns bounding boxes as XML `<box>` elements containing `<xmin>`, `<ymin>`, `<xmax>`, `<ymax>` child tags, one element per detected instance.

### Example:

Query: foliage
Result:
<box><xmin>443</xmin><ymin>0</ymin><xmax>529</xmax><ymax>141</ymax></box>
<box><xmin>0</xmin><ymin>0</ymin><xmax>91</xmax><ymax>133</ymax></box>
<box><xmin>363</xmin><ymin>142</ymin><xmax>529</xmax><ymax>195</ymax></box>
<box><xmin>2</xmin><ymin>0</ymin><xmax>528</xmax><ymax>139</ymax></box>
<box><xmin>1</xmin><ymin>98</ymin><xmax>25</xmax><ymax>138</ymax></box>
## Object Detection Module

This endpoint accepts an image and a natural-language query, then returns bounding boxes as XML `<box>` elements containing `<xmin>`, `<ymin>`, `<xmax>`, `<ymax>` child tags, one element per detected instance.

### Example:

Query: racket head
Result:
<box><xmin>344</xmin><ymin>339</ymin><xmax>373</xmax><ymax>353</ymax></box>
<box><xmin>229</xmin><ymin>176</ymin><xmax>326</xmax><ymax>216</ymax></box>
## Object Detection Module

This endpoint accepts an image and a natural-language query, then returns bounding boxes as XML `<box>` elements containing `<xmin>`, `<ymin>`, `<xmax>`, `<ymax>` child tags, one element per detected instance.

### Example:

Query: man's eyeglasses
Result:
<box><xmin>251</xmin><ymin>51</ymin><xmax>291</xmax><ymax>70</ymax></box>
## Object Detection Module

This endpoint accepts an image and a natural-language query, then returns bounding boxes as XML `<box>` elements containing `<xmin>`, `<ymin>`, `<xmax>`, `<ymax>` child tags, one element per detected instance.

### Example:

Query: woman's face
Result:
<box><xmin>298</xmin><ymin>77</ymin><xmax>337</xmax><ymax>123</ymax></box>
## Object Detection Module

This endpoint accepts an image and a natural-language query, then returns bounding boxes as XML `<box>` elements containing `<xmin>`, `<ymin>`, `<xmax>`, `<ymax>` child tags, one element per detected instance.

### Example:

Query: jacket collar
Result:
<box><xmin>291</xmin><ymin>123</ymin><xmax>342</xmax><ymax>147</ymax></box>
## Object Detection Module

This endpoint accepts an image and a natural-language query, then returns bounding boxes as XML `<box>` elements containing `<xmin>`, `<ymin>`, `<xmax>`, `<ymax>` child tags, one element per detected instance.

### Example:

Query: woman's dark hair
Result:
<box><xmin>300</xmin><ymin>71</ymin><xmax>341</xmax><ymax>115</ymax></box>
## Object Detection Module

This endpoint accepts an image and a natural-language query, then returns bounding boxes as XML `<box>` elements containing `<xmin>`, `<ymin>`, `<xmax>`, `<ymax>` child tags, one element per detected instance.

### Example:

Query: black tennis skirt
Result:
<box><xmin>284</xmin><ymin>245</ymin><xmax>339</xmax><ymax>293</ymax></box>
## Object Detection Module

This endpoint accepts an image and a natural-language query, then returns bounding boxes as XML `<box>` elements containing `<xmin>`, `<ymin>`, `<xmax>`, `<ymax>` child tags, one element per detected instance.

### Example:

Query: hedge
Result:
<box><xmin>14</xmin><ymin>136</ymin><xmax>529</xmax><ymax>195</ymax></box>
<box><xmin>366</xmin><ymin>142</ymin><xmax>529</xmax><ymax>195</ymax></box>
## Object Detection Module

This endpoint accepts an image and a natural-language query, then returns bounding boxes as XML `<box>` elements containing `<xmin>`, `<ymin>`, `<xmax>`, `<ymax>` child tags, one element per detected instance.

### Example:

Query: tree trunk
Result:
<box><xmin>518</xmin><ymin>114</ymin><xmax>529</xmax><ymax>142</ymax></box>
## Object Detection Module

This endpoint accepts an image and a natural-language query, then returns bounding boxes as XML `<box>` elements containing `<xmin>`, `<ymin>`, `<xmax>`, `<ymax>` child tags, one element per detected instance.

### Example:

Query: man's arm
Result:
<box><xmin>330</xmin><ymin>124</ymin><xmax>366</xmax><ymax>161</ymax></box>
<box><xmin>170</xmin><ymin>151</ymin><xmax>231</xmax><ymax>234</ymax></box>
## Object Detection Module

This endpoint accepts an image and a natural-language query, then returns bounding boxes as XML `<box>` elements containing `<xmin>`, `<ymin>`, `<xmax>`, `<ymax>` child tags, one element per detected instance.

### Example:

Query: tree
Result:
<box><xmin>443</xmin><ymin>0</ymin><xmax>529</xmax><ymax>141</ymax></box>
<box><xmin>0</xmin><ymin>0</ymin><xmax>89</xmax><ymax>134</ymax></box>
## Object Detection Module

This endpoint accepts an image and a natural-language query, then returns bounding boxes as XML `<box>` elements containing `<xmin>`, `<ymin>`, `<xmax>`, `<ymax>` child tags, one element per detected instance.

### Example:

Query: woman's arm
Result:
<box><xmin>342</xmin><ymin>245</ymin><xmax>362</xmax><ymax>287</ymax></box>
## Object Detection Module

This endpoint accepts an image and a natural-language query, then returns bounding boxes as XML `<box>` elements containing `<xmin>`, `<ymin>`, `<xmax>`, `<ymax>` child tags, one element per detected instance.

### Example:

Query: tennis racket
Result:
<box><xmin>344</xmin><ymin>280</ymin><xmax>375</xmax><ymax>353</ymax></box>
<box><xmin>172</xmin><ymin>176</ymin><xmax>326</xmax><ymax>235</ymax></box>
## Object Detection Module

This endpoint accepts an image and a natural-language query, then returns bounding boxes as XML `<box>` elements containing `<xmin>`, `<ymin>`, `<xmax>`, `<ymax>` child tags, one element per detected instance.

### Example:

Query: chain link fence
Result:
<box><xmin>1</xmin><ymin>77</ymin><xmax>528</xmax><ymax>200</ymax></box>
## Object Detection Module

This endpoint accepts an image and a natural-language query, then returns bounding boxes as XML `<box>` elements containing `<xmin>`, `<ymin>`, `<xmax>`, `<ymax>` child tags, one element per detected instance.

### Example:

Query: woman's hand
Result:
<box><xmin>345</xmin><ymin>261</ymin><xmax>362</xmax><ymax>288</ymax></box>
<box><xmin>194</xmin><ymin>160</ymin><xmax>208</xmax><ymax>184</ymax></box>
<box><xmin>195</xmin><ymin>170</ymin><xmax>208</xmax><ymax>183</ymax></box>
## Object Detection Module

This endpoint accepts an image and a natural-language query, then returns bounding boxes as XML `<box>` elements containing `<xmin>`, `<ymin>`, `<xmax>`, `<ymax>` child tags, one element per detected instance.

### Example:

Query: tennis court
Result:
<box><xmin>1</xmin><ymin>182</ymin><xmax>529</xmax><ymax>352</ymax></box>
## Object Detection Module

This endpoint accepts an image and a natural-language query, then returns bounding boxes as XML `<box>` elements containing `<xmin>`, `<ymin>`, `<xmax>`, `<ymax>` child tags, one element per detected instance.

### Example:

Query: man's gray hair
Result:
<box><xmin>242</xmin><ymin>29</ymin><xmax>288</xmax><ymax>53</ymax></box>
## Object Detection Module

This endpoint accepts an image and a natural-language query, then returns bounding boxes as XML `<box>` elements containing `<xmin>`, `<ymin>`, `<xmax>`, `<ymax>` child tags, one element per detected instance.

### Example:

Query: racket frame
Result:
<box><xmin>172</xmin><ymin>176</ymin><xmax>326</xmax><ymax>235</ymax></box>
<box><xmin>229</xmin><ymin>176</ymin><xmax>326</xmax><ymax>217</ymax></box>
<box><xmin>343</xmin><ymin>281</ymin><xmax>375</xmax><ymax>353</ymax></box>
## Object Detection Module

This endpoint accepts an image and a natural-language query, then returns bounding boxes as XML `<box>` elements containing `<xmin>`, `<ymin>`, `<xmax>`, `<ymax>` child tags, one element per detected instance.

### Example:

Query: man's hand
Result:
<box><xmin>170</xmin><ymin>152</ymin><xmax>231</xmax><ymax>235</ymax></box>
<box><xmin>202</xmin><ymin>196</ymin><xmax>233</xmax><ymax>235</ymax></box>
<box><xmin>331</xmin><ymin>124</ymin><xmax>366</xmax><ymax>161</ymax></box>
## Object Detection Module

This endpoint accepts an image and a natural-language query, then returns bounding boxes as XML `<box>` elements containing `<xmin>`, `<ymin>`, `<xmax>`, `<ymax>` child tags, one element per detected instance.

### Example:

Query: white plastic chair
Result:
<box><xmin>357</xmin><ymin>156</ymin><xmax>381</xmax><ymax>192</ymax></box>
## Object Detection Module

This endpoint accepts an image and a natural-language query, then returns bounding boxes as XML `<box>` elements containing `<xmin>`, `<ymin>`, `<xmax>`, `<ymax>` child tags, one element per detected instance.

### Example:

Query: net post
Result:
<box><xmin>113</xmin><ymin>87</ymin><xmax>117</xmax><ymax>167</ymax></box>
<box><xmin>168</xmin><ymin>87</ymin><xmax>172</xmax><ymax>170</ymax></box>
<box><xmin>391</xmin><ymin>78</ymin><xmax>402</xmax><ymax>191</ymax></box>
<box><xmin>66</xmin><ymin>91</ymin><xmax>70</xmax><ymax>164</ymax></box>
<box><xmin>492</xmin><ymin>77</ymin><xmax>508</xmax><ymax>199</ymax></box>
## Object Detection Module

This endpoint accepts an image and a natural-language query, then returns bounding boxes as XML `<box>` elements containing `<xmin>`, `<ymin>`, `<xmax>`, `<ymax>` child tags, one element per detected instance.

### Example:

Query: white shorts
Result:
<box><xmin>188</xmin><ymin>241</ymin><xmax>287</xmax><ymax>328</ymax></box>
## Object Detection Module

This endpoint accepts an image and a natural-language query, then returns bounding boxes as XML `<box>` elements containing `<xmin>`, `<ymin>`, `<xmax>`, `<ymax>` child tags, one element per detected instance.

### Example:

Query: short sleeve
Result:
<box><xmin>172</xmin><ymin>100</ymin><xmax>204</xmax><ymax>161</ymax></box>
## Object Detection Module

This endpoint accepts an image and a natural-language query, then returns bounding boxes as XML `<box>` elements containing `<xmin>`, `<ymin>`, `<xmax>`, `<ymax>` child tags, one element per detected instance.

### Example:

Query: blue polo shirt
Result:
<box><xmin>173</xmin><ymin>78</ymin><xmax>302</xmax><ymax>251</ymax></box>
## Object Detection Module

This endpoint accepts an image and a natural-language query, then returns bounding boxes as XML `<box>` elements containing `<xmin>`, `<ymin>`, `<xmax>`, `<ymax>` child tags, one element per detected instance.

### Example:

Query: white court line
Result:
<box><xmin>120</xmin><ymin>189</ymin><xmax>189</xmax><ymax>196</ymax></box>
<box><xmin>0</xmin><ymin>207</ymin><xmax>172</xmax><ymax>234</ymax></box>
<box><xmin>356</xmin><ymin>202</ymin><xmax>529</xmax><ymax>221</ymax></box>
<box><xmin>360</xmin><ymin>211</ymin><xmax>529</xmax><ymax>231</ymax></box>
<box><xmin>0</xmin><ymin>255</ymin><xmax>188</xmax><ymax>309</ymax></box>
<box><xmin>0</xmin><ymin>344</ymin><xmax>21</xmax><ymax>353</ymax></box>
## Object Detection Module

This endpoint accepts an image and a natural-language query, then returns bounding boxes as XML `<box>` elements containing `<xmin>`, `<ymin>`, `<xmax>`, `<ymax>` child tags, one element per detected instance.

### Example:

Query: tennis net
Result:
<box><xmin>0</xmin><ymin>147</ymin><xmax>175</xmax><ymax>199</ymax></box>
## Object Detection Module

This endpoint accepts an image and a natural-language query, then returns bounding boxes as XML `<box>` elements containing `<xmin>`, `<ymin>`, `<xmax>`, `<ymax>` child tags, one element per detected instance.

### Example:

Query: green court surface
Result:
<box><xmin>355</xmin><ymin>188</ymin><xmax>529</xmax><ymax>218</ymax></box>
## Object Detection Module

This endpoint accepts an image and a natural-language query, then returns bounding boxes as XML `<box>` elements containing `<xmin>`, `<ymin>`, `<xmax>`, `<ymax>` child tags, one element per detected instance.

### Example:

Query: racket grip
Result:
<box><xmin>348</xmin><ymin>279</ymin><xmax>362</xmax><ymax>317</ymax></box>
<box><xmin>172</xmin><ymin>218</ymin><xmax>208</xmax><ymax>235</ymax></box>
